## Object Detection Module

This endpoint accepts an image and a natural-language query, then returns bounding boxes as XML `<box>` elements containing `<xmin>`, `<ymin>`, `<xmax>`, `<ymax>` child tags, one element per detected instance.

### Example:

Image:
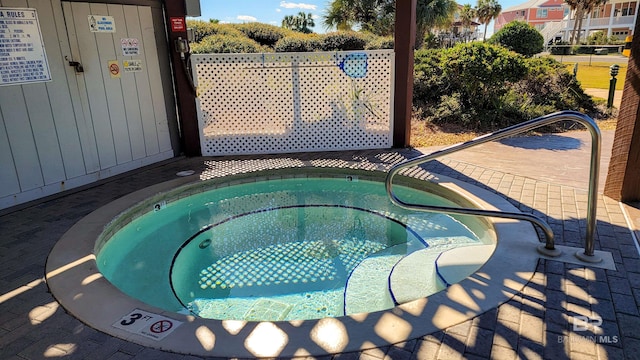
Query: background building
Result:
<box><xmin>495</xmin><ymin>0</ymin><xmax>638</xmax><ymax>44</ymax></box>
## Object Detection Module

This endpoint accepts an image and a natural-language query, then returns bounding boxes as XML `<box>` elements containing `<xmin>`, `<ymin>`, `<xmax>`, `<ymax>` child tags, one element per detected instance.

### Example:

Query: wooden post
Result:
<box><xmin>604</xmin><ymin>25</ymin><xmax>640</xmax><ymax>202</ymax></box>
<box><xmin>393</xmin><ymin>0</ymin><xmax>417</xmax><ymax>148</ymax></box>
<box><xmin>163</xmin><ymin>1</ymin><xmax>201</xmax><ymax>156</ymax></box>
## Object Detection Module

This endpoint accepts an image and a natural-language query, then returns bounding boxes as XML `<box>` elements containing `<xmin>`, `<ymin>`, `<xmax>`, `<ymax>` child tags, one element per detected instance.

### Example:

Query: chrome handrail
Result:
<box><xmin>386</xmin><ymin>110</ymin><xmax>602</xmax><ymax>261</ymax></box>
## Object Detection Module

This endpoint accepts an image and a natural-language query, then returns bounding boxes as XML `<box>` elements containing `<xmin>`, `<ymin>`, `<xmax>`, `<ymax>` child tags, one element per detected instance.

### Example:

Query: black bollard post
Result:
<box><xmin>608</xmin><ymin>64</ymin><xmax>620</xmax><ymax>109</ymax></box>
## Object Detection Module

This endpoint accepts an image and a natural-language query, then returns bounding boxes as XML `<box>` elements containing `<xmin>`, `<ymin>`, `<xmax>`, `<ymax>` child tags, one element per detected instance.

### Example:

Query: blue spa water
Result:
<box><xmin>97</xmin><ymin>177</ymin><xmax>490</xmax><ymax>321</ymax></box>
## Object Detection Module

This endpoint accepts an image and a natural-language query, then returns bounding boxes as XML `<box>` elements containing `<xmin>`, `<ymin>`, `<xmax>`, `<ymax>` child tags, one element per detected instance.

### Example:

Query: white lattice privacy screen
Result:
<box><xmin>192</xmin><ymin>50</ymin><xmax>395</xmax><ymax>155</ymax></box>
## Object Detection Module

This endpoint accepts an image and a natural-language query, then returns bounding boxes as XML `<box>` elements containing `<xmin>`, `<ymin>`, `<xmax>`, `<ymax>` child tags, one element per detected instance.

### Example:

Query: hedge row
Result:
<box><xmin>233</xmin><ymin>23</ymin><xmax>292</xmax><ymax>47</ymax></box>
<box><xmin>187</xmin><ymin>21</ymin><xmax>244</xmax><ymax>43</ymax></box>
<box><xmin>190</xmin><ymin>34</ymin><xmax>264</xmax><ymax>54</ymax></box>
<box><xmin>187</xmin><ymin>21</ymin><xmax>393</xmax><ymax>54</ymax></box>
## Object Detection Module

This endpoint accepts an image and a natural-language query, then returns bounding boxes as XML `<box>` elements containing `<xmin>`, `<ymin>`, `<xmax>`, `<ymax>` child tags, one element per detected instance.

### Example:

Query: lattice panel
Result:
<box><xmin>192</xmin><ymin>50</ymin><xmax>394</xmax><ymax>156</ymax></box>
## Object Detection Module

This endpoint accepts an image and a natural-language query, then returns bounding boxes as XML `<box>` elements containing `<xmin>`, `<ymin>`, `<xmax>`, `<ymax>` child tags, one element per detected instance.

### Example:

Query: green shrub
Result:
<box><xmin>413</xmin><ymin>43</ymin><xmax>531</xmax><ymax>130</ymax></box>
<box><xmin>190</xmin><ymin>34</ymin><xmax>261</xmax><ymax>54</ymax></box>
<box><xmin>421</xmin><ymin>32</ymin><xmax>440</xmax><ymax>49</ymax></box>
<box><xmin>549</xmin><ymin>42</ymin><xmax>572</xmax><ymax>55</ymax></box>
<box><xmin>412</xmin><ymin>44</ymin><xmax>601</xmax><ymax>131</ymax></box>
<box><xmin>488</xmin><ymin>21</ymin><xmax>544</xmax><ymax>57</ymax></box>
<box><xmin>413</xmin><ymin>49</ymin><xmax>446</xmax><ymax>109</ymax></box>
<box><xmin>365</xmin><ymin>36</ymin><xmax>394</xmax><ymax>50</ymax></box>
<box><xmin>499</xmin><ymin>57</ymin><xmax>599</xmax><ymax>130</ymax></box>
<box><xmin>514</xmin><ymin>57</ymin><xmax>596</xmax><ymax>113</ymax></box>
<box><xmin>233</xmin><ymin>23</ymin><xmax>291</xmax><ymax>47</ymax></box>
<box><xmin>443</xmin><ymin>43</ymin><xmax>527</xmax><ymax>98</ymax></box>
<box><xmin>442</xmin><ymin>43</ymin><xmax>528</xmax><ymax>128</ymax></box>
<box><xmin>586</xmin><ymin>31</ymin><xmax>619</xmax><ymax>45</ymax></box>
<box><xmin>573</xmin><ymin>45</ymin><xmax>594</xmax><ymax>54</ymax></box>
<box><xmin>274</xmin><ymin>34</ymin><xmax>321</xmax><ymax>52</ymax></box>
<box><xmin>186</xmin><ymin>20</ymin><xmax>243</xmax><ymax>43</ymax></box>
<box><xmin>320</xmin><ymin>31</ymin><xmax>367</xmax><ymax>51</ymax></box>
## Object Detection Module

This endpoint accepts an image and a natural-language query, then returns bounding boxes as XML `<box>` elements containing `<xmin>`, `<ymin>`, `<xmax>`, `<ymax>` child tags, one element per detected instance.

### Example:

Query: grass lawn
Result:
<box><xmin>563</xmin><ymin>61</ymin><xmax>627</xmax><ymax>90</ymax></box>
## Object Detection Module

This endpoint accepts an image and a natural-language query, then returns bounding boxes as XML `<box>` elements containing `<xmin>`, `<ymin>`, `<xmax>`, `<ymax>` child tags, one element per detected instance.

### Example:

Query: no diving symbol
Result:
<box><xmin>150</xmin><ymin>319</ymin><xmax>173</xmax><ymax>333</ymax></box>
<box><xmin>113</xmin><ymin>309</ymin><xmax>182</xmax><ymax>341</ymax></box>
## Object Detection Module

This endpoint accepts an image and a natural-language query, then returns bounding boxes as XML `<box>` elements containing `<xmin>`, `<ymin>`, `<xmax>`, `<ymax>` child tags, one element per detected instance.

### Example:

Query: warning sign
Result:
<box><xmin>123</xmin><ymin>59</ymin><xmax>142</xmax><ymax>73</ymax></box>
<box><xmin>120</xmin><ymin>38</ymin><xmax>139</xmax><ymax>56</ymax></box>
<box><xmin>112</xmin><ymin>309</ymin><xmax>182</xmax><ymax>341</ymax></box>
<box><xmin>0</xmin><ymin>8</ymin><xmax>52</xmax><ymax>86</ymax></box>
<box><xmin>88</xmin><ymin>15</ymin><xmax>115</xmax><ymax>33</ymax></box>
<box><xmin>108</xmin><ymin>60</ymin><xmax>120</xmax><ymax>78</ymax></box>
<box><xmin>170</xmin><ymin>17</ymin><xmax>185</xmax><ymax>32</ymax></box>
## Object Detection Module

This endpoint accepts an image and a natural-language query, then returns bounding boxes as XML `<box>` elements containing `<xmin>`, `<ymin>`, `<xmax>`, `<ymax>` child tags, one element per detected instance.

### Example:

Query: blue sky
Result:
<box><xmin>194</xmin><ymin>0</ymin><xmax>522</xmax><ymax>35</ymax></box>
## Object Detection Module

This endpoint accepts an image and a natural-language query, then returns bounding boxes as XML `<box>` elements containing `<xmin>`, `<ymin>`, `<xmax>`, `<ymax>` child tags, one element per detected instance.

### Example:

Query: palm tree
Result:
<box><xmin>416</xmin><ymin>0</ymin><xmax>459</xmax><ymax>47</ymax></box>
<box><xmin>323</xmin><ymin>0</ymin><xmax>392</xmax><ymax>34</ymax></box>
<box><xmin>324</xmin><ymin>0</ymin><xmax>355</xmax><ymax>31</ymax></box>
<box><xmin>459</xmin><ymin>4</ymin><xmax>477</xmax><ymax>42</ymax></box>
<box><xmin>297</xmin><ymin>12</ymin><xmax>316</xmax><ymax>33</ymax></box>
<box><xmin>565</xmin><ymin>0</ymin><xmax>580</xmax><ymax>43</ymax></box>
<box><xmin>476</xmin><ymin>0</ymin><xmax>501</xmax><ymax>41</ymax></box>
<box><xmin>571</xmin><ymin>0</ymin><xmax>607</xmax><ymax>44</ymax></box>
<box><xmin>282</xmin><ymin>15</ymin><xmax>298</xmax><ymax>30</ymax></box>
<box><xmin>323</xmin><ymin>0</ymin><xmax>456</xmax><ymax>42</ymax></box>
<box><xmin>282</xmin><ymin>12</ymin><xmax>316</xmax><ymax>33</ymax></box>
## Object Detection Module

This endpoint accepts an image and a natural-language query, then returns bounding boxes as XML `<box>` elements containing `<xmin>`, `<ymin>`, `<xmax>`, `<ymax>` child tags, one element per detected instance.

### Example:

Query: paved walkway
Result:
<box><xmin>584</xmin><ymin>88</ymin><xmax>623</xmax><ymax>109</ymax></box>
<box><xmin>1</xmin><ymin>130</ymin><xmax>639</xmax><ymax>359</ymax></box>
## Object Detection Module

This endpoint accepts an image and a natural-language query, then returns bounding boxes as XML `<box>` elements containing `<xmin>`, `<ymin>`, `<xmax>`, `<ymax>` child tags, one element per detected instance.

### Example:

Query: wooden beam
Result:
<box><xmin>163</xmin><ymin>1</ymin><xmax>201</xmax><ymax>156</ymax></box>
<box><xmin>393</xmin><ymin>0</ymin><xmax>417</xmax><ymax>148</ymax></box>
<box><xmin>604</xmin><ymin>24</ymin><xmax>640</xmax><ymax>202</ymax></box>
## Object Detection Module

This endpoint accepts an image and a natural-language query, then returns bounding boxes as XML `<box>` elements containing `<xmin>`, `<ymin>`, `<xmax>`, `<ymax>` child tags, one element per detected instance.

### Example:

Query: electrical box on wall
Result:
<box><xmin>185</xmin><ymin>0</ymin><xmax>201</xmax><ymax>17</ymax></box>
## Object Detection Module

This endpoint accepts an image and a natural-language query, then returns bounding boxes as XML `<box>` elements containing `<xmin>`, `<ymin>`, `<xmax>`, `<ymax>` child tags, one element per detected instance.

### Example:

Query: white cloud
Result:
<box><xmin>237</xmin><ymin>15</ymin><xmax>257</xmax><ymax>22</ymax></box>
<box><xmin>269</xmin><ymin>21</ymin><xmax>278</xmax><ymax>25</ymax></box>
<box><xmin>311</xmin><ymin>14</ymin><xmax>320</xmax><ymax>19</ymax></box>
<box><xmin>280</xmin><ymin>1</ymin><xmax>317</xmax><ymax>10</ymax></box>
<box><xmin>276</xmin><ymin>8</ymin><xmax>281</xmax><ymax>12</ymax></box>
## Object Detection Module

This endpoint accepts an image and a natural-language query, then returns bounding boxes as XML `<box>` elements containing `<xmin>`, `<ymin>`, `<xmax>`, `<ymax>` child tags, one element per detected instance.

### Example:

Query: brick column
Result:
<box><xmin>604</xmin><ymin>21</ymin><xmax>640</xmax><ymax>201</ymax></box>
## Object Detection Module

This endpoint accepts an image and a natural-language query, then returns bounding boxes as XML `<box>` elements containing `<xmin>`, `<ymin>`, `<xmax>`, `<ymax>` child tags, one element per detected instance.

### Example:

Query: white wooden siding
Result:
<box><xmin>36</xmin><ymin>0</ymin><xmax>87</xmax><ymax>179</ymax></box>
<box><xmin>0</xmin><ymin>0</ymin><xmax>175</xmax><ymax>211</ymax></box>
<box><xmin>111</xmin><ymin>4</ymin><xmax>145</xmax><ymax>160</ymax></box>
<box><xmin>0</xmin><ymin>106</ymin><xmax>21</xmax><ymax>198</ymax></box>
<box><xmin>123</xmin><ymin>5</ymin><xmax>158</xmax><ymax>155</ymax></box>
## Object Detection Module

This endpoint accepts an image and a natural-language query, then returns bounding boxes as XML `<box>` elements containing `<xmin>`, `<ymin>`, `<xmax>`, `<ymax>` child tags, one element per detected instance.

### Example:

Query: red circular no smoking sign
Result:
<box><xmin>109</xmin><ymin>63</ymin><xmax>120</xmax><ymax>76</ymax></box>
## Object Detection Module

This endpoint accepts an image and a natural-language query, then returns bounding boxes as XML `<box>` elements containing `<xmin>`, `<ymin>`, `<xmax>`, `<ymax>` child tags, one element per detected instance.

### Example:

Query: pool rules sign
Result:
<box><xmin>113</xmin><ymin>309</ymin><xmax>182</xmax><ymax>340</ymax></box>
<box><xmin>0</xmin><ymin>8</ymin><xmax>51</xmax><ymax>86</ymax></box>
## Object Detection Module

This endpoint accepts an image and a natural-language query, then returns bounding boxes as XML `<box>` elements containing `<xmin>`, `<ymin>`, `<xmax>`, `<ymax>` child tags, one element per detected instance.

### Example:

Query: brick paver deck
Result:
<box><xmin>1</xmin><ymin>130</ymin><xmax>639</xmax><ymax>359</ymax></box>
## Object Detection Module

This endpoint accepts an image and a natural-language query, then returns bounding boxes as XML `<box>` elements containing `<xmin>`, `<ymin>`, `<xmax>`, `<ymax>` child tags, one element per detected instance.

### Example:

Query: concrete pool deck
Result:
<box><xmin>1</xmin><ymin>129</ymin><xmax>640</xmax><ymax>359</ymax></box>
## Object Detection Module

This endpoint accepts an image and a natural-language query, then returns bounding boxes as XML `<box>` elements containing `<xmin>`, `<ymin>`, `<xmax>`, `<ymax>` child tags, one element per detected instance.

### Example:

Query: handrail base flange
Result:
<box><xmin>537</xmin><ymin>245</ymin><xmax>562</xmax><ymax>257</ymax></box>
<box><xmin>575</xmin><ymin>250</ymin><xmax>603</xmax><ymax>263</ymax></box>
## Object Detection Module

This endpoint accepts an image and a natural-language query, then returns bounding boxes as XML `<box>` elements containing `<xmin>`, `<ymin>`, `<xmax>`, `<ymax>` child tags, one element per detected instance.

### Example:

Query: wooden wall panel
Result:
<box><xmin>22</xmin><ymin>83</ymin><xmax>67</xmax><ymax>184</ymax></box>
<box><xmin>1</xmin><ymin>0</ymin><xmax>45</xmax><ymax>192</ymax></box>
<box><xmin>108</xmin><ymin>3</ymin><xmax>146</xmax><ymax>160</ymax></box>
<box><xmin>0</xmin><ymin>111</ymin><xmax>20</xmax><ymax>198</ymax></box>
<box><xmin>67</xmin><ymin>2</ymin><xmax>117</xmax><ymax>168</ymax></box>
<box><xmin>0</xmin><ymin>0</ymin><xmax>175</xmax><ymax>210</ymax></box>
<box><xmin>124</xmin><ymin>5</ymin><xmax>159</xmax><ymax>155</ymax></box>
<box><xmin>34</xmin><ymin>0</ymin><xmax>87</xmax><ymax>179</ymax></box>
<box><xmin>0</xmin><ymin>87</ymin><xmax>44</xmax><ymax>191</ymax></box>
<box><xmin>91</xmin><ymin>2</ymin><xmax>132</xmax><ymax>164</ymax></box>
<box><xmin>59</xmin><ymin>0</ymin><xmax>101</xmax><ymax>173</ymax></box>
<box><xmin>139</xmin><ymin>6</ymin><xmax>170</xmax><ymax>152</ymax></box>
